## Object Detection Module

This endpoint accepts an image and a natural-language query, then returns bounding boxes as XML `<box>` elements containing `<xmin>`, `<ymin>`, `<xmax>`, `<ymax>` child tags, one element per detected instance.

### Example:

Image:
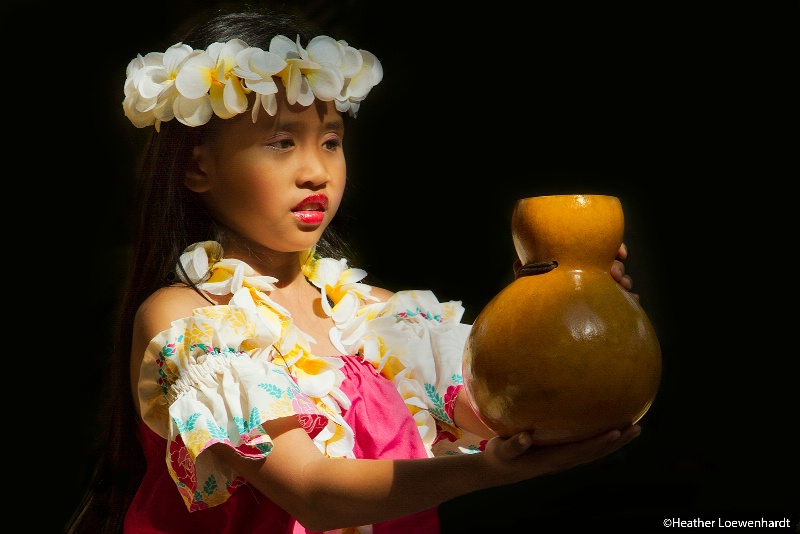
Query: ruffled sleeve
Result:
<box><xmin>138</xmin><ymin>304</ymin><xmax>329</xmax><ymax>511</ymax></box>
<box><xmin>341</xmin><ymin>290</ymin><xmax>485</xmax><ymax>456</ymax></box>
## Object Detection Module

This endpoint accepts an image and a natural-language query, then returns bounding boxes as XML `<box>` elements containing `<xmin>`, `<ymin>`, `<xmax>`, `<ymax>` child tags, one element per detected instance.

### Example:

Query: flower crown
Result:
<box><xmin>123</xmin><ymin>34</ymin><xmax>383</xmax><ymax>130</ymax></box>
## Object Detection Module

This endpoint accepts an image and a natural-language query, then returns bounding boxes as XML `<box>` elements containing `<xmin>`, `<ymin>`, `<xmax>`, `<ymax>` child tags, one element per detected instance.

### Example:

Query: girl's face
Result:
<box><xmin>186</xmin><ymin>91</ymin><xmax>346</xmax><ymax>255</ymax></box>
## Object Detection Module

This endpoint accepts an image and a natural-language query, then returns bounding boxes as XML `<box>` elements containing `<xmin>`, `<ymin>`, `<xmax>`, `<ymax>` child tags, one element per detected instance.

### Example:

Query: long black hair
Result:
<box><xmin>65</xmin><ymin>5</ymin><xmax>356</xmax><ymax>532</ymax></box>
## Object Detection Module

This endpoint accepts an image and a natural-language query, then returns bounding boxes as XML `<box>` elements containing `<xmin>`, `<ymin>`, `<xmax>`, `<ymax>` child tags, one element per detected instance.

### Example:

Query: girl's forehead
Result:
<box><xmin>216</xmin><ymin>97</ymin><xmax>343</xmax><ymax>137</ymax></box>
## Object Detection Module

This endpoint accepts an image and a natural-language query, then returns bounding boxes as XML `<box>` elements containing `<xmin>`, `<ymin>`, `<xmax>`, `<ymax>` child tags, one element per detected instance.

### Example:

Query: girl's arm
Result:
<box><xmin>139</xmin><ymin>244</ymin><xmax>642</xmax><ymax>531</ymax></box>
<box><xmin>211</xmin><ymin>414</ymin><xmax>640</xmax><ymax>531</ymax></box>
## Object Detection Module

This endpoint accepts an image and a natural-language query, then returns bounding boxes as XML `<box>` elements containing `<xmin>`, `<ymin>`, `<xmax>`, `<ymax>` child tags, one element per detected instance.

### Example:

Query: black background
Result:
<box><xmin>18</xmin><ymin>0</ymin><xmax>794</xmax><ymax>531</ymax></box>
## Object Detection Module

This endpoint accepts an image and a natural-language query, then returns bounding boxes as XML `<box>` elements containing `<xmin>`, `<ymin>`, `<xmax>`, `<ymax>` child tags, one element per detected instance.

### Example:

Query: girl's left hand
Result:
<box><xmin>612</xmin><ymin>243</ymin><xmax>638</xmax><ymax>300</ymax></box>
<box><xmin>513</xmin><ymin>243</ymin><xmax>638</xmax><ymax>300</ymax></box>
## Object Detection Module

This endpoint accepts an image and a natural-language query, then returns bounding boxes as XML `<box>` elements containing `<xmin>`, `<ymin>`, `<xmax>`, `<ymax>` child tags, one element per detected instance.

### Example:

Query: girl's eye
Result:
<box><xmin>323</xmin><ymin>138</ymin><xmax>342</xmax><ymax>150</ymax></box>
<box><xmin>267</xmin><ymin>138</ymin><xmax>294</xmax><ymax>150</ymax></box>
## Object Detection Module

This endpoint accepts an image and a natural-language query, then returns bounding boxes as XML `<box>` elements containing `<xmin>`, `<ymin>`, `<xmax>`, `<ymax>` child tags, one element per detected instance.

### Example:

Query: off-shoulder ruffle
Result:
<box><xmin>139</xmin><ymin>305</ymin><xmax>330</xmax><ymax>511</ymax></box>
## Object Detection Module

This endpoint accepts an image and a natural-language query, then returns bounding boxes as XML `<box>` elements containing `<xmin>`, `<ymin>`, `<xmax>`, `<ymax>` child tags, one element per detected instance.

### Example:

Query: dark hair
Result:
<box><xmin>65</xmin><ymin>5</ymin><xmax>354</xmax><ymax>533</ymax></box>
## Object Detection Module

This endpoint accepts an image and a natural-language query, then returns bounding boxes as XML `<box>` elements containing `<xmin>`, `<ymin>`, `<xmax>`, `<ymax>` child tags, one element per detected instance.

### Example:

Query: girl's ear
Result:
<box><xmin>184</xmin><ymin>145</ymin><xmax>212</xmax><ymax>192</ymax></box>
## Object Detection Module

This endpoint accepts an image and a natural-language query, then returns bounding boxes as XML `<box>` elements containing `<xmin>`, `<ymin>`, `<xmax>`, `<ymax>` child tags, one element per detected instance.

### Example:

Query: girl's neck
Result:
<box><xmin>219</xmin><ymin>230</ymin><xmax>307</xmax><ymax>288</ymax></box>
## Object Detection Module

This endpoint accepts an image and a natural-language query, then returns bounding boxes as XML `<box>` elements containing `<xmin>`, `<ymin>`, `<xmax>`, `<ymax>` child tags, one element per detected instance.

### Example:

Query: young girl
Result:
<box><xmin>67</xmin><ymin>5</ymin><xmax>642</xmax><ymax>533</ymax></box>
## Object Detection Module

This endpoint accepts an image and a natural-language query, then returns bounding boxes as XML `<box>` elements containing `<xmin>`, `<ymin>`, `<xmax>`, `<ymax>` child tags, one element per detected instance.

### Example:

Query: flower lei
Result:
<box><xmin>177</xmin><ymin>241</ymin><xmax>372</xmax><ymax>457</ymax></box>
<box><xmin>176</xmin><ymin>241</ymin><xmax>457</xmax><ymax>458</ymax></box>
<box><xmin>123</xmin><ymin>34</ymin><xmax>383</xmax><ymax>130</ymax></box>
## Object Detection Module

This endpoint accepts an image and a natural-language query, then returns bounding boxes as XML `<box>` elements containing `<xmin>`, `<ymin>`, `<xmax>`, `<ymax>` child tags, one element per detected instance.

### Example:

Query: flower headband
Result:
<box><xmin>123</xmin><ymin>34</ymin><xmax>383</xmax><ymax>130</ymax></box>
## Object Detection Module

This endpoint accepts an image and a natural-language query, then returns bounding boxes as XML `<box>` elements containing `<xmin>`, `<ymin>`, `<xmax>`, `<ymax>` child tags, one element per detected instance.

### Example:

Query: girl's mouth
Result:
<box><xmin>292</xmin><ymin>194</ymin><xmax>328</xmax><ymax>224</ymax></box>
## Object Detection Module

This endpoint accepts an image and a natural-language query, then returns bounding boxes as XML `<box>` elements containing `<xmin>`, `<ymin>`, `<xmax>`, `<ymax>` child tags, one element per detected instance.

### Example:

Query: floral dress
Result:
<box><xmin>125</xmin><ymin>241</ymin><xmax>485</xmax><ymax>534</ymax></box>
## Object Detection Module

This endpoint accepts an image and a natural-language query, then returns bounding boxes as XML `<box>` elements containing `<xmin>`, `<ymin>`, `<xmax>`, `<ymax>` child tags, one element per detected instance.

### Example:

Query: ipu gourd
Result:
<box><xmin>462</xmin><ymin>194</ymin><xmax>661</xmax><ymax>444</ymax></box>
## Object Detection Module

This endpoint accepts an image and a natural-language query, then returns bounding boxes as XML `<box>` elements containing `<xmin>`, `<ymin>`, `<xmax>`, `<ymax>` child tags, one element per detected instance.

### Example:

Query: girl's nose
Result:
<box><xmin>296</xmin><ymin>150</ymin><xmax>330</xmax><ymax>188</ymax></box>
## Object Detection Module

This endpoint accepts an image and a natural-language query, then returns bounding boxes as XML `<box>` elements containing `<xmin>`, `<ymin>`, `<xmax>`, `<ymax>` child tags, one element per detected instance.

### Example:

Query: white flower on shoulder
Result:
<box><xmin>176</xmin><ymin>241</ymin><xmax>221</xmax><ymax>283</ymax></box>
<box><xmin>177</xmin><ymin>241</ymin><xmax>277</xmax><ymax>294</ymax></box>
<box><xmin>301</xmin><ymin>252</ymin><xmax>377</xmax><ymax>328</ymax></box>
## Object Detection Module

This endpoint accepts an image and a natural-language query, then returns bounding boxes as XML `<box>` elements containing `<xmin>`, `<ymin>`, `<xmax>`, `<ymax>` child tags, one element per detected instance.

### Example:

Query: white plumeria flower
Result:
<box><xmin>303</xmin><ymin>36</ymin><xmax>348</xmax><ymax>98</ymax></box>
<box><xmin>229</xmin><ymin>287</ymin><xmax>283</xmax><ymax>341</ymax></box>
<box><xmin>335</xmin><ymin>46</ymin><xmax>383</xmax><ymax>117</ymax></box>
<box><xmin>177</xmin><ymin>241</ymin><xmax>278</xmax><ymax>294</ymax></box>
<box><xmin>232</xmin><ymin>46</ymin><xmax>287</xmax><ymax>119</ymax></box>
<box><xmin>335</xmin><ymin>299</ymin><xmax>395</xmax><ymax>354</ymax></box>
<box><xmin>293</xmin><ymin>354</ymin><xmax>347</xmax><ymax>398</ymax></box>
<box><xmin>176</xmin><ymin>241</ymin><xmax>221</xmax><ymax>284</ymax></box>
<box><xmin>301</xmin><ymin>256</ymin><xmax>347</xmax><ymax>288</ymax></box>
<box><xmin>336</xmin><ymin>42</ymin><xmax>364</xmax><ymax>79</ymax></box>
<box><xmin>326</xmin><ymin>386</ymin><xmax>352</xmax><ymax>411</ymax></box>
<box><xmin>269</xmin><ymin>35</ymin><xmax>344</xmax><ymax>107</ymax></box>
<box><xmin>123</xmin><ymin>54</ymin><xmax>161</xmax><ymax>127</ymax></box>
<box><xmin>312</xmin><ymin>413</ymin><xmax>356</xmax><ymax>459</ymax></box>
<box><xmin>302</xmin><ymin>255</ymin><xmax>378</xmax><ymax>330</ymax></box>
<box><xmin>271</xmin><ymin>322</ymin><xmax>348</xmax><ymax>400</ymax></box>
<box><xmin>413</xmin><ymin>409</ymin><xmax>438</xmax><ymax>452</ymax></box>
<box><xmin>198</xmin><ymin>258</ymin><xmax>251</xmax><ymax>294</ymax></box>
<box><xmin>325</xmin><ymin>280</ymin><xmax>375</xmax><ymax>326</ymax></box>
<box><xmin>393</xmin><ymin>365</ymin><xmax>438</xmax><ymax>453</ymax></box>
<box><xmin>302</xmin><ymin>256</ymin><xmax>371</xmax><ymax>300</ymax></box>
<box><xmin>271</xmin><ymin>322</ymin><xmax>312</xmax><ymax>367</ymax></box>
<box><xmin>175</xmin><ymin>39</ymin><xmax>250</xmax><ymax>123</ymax></box>
<box><xmin>123</xmin><ymin>44</ymin><xmax>196</xmax><ymax>129</ymax></box>
<box><xmin>317</xmin><ymin>393</ymin><xmax>345</xmax><ymax>416</ymax></box>
<box><xmin>151</xmin><ymin>45</ymin><xmax>202</xmax><ymax>127</ymax></box>
<box><xmin>332</xmin><ymin>313</ymin><xmax>368</xmax><ymax>354</ymax></box>
<box><xmin>360</xmin><ymin>323</ymin><xmax>411</xmax><ymax>377</ymax></box>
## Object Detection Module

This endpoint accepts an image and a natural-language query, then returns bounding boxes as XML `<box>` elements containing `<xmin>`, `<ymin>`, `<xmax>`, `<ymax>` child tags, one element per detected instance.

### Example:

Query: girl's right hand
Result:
<box><xmin>483</xmin><ymin>425</ymin><xmax>641</xmax><ymax>478</ymax></box>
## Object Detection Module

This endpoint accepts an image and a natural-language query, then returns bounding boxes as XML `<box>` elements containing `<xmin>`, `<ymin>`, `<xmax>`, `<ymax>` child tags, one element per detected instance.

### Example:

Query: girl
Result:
<box><xmin>67</xmin><ymin>5</ymin><xmax>641</xmax><ymax>533</ymax></box>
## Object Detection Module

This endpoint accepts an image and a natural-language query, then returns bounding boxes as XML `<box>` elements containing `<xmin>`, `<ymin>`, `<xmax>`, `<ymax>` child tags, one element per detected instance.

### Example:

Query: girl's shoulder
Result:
<box><xmin>131</xmin><ymin>285</ymin><xmax>217</xmax><ymax>416</ymax></box>
<box><xmin>368</xmin><ymin>285</ymin><xmax>394</xmax><ymax>302</ymax></box>
<box><xmin>134</xmin><ymin>286</ymin><xmax>216</xmax><ymax>349</ymax></box>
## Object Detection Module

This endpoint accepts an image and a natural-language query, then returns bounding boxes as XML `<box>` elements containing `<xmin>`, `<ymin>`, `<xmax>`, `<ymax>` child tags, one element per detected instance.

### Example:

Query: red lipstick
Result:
<box><xmin>292</xmin><ymin>194</ymin><xmax>328</xmax><ymax>225</ymax></box>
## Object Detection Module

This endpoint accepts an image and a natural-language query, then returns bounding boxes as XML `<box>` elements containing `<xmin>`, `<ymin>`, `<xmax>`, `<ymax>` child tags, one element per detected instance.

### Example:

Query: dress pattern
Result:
<box><xmin>137</xmin><ymin>241</ymin><xmax>483</xmax><ymax>513</ymax></box>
